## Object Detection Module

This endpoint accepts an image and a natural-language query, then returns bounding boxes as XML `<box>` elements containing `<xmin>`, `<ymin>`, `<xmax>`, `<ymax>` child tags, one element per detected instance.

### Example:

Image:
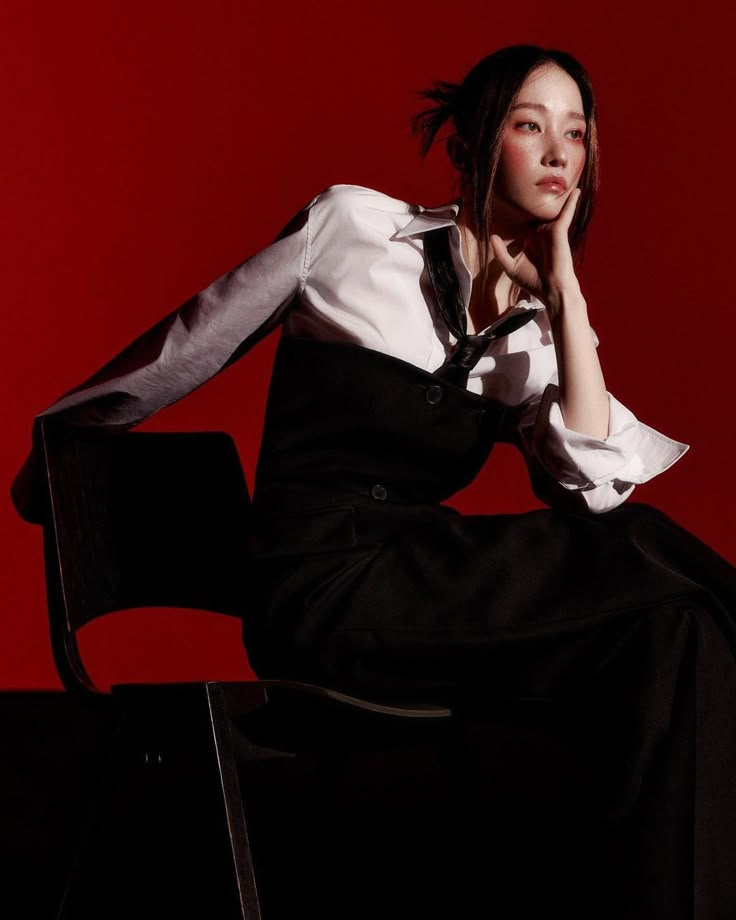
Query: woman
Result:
<box><xmin>12</xmin><ymin>44</ymin><xmax>736</xmax><ymax>919</ymax></box>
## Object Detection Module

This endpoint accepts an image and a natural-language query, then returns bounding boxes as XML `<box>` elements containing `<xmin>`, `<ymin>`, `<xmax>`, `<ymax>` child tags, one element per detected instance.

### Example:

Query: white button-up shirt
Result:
<box><xmin>35</xmin><ymin>183</ymin><xmax>689</xmax><ymax>514</ymax></box>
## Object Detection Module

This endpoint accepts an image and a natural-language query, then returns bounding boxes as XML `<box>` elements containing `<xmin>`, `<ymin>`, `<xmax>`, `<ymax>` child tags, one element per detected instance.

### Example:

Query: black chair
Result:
<box><xmin>38</xmin><ymin>417</ymin><xmax>461</xmax><ymax>920</ymax></box>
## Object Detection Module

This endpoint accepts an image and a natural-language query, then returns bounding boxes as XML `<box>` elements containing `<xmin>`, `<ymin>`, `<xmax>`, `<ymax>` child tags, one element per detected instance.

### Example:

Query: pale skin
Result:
<box><xmin>450</xmin><ymin>63</ymin><xmax>610</xmax><ymax>441</ymax></box>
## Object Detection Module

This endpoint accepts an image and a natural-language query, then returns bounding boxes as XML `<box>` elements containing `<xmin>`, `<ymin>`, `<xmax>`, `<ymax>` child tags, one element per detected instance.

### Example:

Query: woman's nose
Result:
<box><xmin>543</xmin><ymin>138</ymin><xmax>567</xmax><ymax>167</ymax></box>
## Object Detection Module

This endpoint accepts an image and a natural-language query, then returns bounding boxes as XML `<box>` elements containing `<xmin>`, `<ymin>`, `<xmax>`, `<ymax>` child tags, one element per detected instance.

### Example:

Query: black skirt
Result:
<box><xmin>242</xmin><ymin>336</ymin><xmax>736</xmax><ymax>920</ymax></box>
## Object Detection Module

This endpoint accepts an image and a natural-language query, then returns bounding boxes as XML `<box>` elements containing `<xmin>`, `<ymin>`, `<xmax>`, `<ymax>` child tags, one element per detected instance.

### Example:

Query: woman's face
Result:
<box><xmin>492</xmin><ymin>63</ymin><xmax>587</xmax><ymax>230</ymax></box>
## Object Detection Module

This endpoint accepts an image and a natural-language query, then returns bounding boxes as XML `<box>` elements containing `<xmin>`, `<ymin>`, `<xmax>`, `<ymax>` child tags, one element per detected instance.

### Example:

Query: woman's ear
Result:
<box><xmin>446</xmin><ymin>135</ymin><xmax>468</xmax><ymax>172</ymax></box>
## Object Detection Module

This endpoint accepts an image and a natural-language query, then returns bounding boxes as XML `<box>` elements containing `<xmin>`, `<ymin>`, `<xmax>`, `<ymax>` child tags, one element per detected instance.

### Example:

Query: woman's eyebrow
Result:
<box><xmin>512</xmin><ymin>101</ymin><xmax>586</xmax><ymax>121</ymax></box>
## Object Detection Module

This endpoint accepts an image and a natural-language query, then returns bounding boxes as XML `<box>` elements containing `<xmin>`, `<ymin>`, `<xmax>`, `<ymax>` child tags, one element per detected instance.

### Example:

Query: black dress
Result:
<box><xmin>13</xmin><ymin>188</ymin><xmax>735</xmax><ymax>918</ymax></box>
<box><xmin>243</xmin><ymin>332</ymin><xmax>736</xmax><ymax>920</ymax></box>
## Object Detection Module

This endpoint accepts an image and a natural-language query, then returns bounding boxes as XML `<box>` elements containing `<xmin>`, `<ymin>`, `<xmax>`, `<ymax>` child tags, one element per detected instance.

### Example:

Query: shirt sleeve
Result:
<box><xmin>506</xmin><ymin>329</ymin><xmax>690</xmax><ymax>514</ymax></box>
<box><xmin>11</xmin><ymin>190</ymin><xmax>322</xmax><ymax>520</ymax></box>
<box><xmin>34</xmin><ymin>192</ymin><xmax>321</xmax><ymax>428</ymax></box>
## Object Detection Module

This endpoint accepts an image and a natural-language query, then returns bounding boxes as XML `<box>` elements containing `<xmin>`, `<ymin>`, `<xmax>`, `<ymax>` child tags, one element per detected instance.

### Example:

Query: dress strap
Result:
<box><xmin>422</xmin><ymin>224</ymin><xmax>467</xmax><ymax>342</ymax></box>
<box><xmin>423</xmin><ymin>225</ymin><xmax>537</xmax><ymax>387</ymax></box>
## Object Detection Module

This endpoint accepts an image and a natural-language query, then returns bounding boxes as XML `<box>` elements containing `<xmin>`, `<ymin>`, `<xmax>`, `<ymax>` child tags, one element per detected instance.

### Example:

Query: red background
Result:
<box><xmin>2</xmin><ymin>1</ymin><xmax>733</xmax><ymax>689</ymax></box>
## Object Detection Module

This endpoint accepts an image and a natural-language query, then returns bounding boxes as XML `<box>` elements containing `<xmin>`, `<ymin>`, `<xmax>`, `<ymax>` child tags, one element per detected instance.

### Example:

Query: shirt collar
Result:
<box><xmin>394</xmin><ymin>198</ymin><xmax>463</xmax><ymax>239</ymax></box>
<box><xmin>394</xmin><ymin>197</ymin><xmax>545</xmax><ymax>319</ymax></box>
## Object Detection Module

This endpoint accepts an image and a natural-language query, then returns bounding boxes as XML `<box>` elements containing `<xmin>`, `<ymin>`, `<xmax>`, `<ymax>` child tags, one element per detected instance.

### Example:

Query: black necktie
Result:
<box><xmin>423</xmin><ymin>225</ymin><xmax>537</xmax><ymax>387</ymax></box>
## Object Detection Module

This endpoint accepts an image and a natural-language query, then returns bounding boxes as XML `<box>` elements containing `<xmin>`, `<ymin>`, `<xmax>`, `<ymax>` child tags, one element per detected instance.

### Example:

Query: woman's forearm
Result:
<box><xmin>547</xmin><ymin>284</ymin><xmax>610</xmax><ymax>440</ymax></box>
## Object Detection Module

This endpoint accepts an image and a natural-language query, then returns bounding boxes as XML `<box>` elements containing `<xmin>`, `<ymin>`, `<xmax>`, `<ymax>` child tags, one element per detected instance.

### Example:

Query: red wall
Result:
<box><xmin>2</xmin><ymin>1</ymin><xmax>733</xmax><ymax>689</ymax></box>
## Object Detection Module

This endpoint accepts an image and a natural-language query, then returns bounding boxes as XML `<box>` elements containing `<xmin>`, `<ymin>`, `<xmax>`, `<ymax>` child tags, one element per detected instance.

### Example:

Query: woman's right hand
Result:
<box><xmin>489</xmin><ymin>187</ymin><xmax>582</xmax><ymax>321</ymax></box>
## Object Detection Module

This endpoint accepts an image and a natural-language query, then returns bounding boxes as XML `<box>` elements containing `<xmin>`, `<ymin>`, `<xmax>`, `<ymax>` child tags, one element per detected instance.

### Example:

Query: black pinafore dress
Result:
<box><xmin>243</xmin><ymin>231</ymin><xmax>736</xmax><ymax>918</ymax></box>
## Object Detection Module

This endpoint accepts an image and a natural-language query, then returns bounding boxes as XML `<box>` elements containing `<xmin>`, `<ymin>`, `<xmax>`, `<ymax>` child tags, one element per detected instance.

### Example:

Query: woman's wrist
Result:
<box><xmin>545</xmin><ymin>279</ymin><xmax>587</xmax><ymax>323</ymax></box>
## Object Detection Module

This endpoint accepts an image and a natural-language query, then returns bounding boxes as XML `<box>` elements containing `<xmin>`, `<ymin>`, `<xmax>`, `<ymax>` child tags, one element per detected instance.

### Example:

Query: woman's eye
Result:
<box><xmin>515</xmin><ymin>122</ymin><xmax>586</xmax><ymax>140</ymax></box>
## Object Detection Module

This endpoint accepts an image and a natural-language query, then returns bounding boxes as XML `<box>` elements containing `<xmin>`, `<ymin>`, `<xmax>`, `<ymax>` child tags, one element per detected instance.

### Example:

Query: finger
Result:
<box><xmin>491</xmin><ymin>234</ymin><xmax>540</xmax><ymax>293</ymax></box>
<box><xmin>557</xmin><ymin>187</ymin><xmax>580</xmax><ymax>228</ymax></box>
<box><xmin>489</xmin><ymin>234</ymin><xmax>517</xmax><ymax>275</ymax></box>
<box><xmin>555</xmin><ymin>187</ymin><xmax>581</xmax><ymax>234</ymax></box>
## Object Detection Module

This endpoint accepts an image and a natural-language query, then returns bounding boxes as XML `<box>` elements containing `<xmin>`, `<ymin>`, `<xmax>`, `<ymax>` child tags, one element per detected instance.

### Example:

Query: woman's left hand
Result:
<box><xmin>489</xmin><ymin>187</ymin><xmax>582</xmax><ymax>318</ymax></box>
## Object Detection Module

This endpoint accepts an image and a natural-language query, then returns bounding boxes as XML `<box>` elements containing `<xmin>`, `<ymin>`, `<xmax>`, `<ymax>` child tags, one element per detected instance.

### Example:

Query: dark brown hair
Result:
<box><xmin>411</xmin><ymin>44</ymin><xmax>600</xmax><ymax>274</ymax></box>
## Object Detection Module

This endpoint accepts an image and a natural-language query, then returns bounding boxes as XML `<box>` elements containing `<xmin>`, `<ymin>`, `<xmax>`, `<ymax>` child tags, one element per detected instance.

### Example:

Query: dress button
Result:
<box><xmin>370</xmin><ymin>484</ymin><xmax>388</xmax><ymax>501</ymax></box>
<box><xmin>426</xmin><ymin>384</ymin><xmax>444</xmax><ymax>405</ymax></box>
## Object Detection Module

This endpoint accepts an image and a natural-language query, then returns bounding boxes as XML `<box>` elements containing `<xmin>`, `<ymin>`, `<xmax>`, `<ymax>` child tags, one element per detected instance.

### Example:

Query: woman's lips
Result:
<box><xmin>536</xmin><ymin>178</ymin><xmax>568</xmax><ymax>192</ymax></box>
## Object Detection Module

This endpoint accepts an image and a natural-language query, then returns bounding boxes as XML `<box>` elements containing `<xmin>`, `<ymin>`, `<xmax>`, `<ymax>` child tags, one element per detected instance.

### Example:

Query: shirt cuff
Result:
<box><xmin>529</xmin><ymin>383</ymin><xmax>690</xmax><ymax>491</ymax></box>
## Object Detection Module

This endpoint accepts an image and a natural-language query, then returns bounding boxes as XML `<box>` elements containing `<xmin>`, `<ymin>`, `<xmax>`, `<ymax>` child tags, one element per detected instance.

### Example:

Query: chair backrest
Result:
<box><xmin>39</xmin><ymin>418</ymin><xmax>254</xmax><ymax>694</ymax></box>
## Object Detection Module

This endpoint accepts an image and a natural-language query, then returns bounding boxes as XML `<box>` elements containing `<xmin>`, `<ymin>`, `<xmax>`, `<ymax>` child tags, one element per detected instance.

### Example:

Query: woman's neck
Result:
<box><xmin>456</xmin><ymin>210</ymin><xmax>525</xmax><ymax>330</ymax></box>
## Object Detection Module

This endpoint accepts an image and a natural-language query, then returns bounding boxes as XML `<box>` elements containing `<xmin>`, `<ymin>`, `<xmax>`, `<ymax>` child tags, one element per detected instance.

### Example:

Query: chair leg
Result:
<box><xmin>237</xmin><ymin>742</ymin><xmax>351</xmax><ymax>919</ymax></box>
<box><xmin>58</xmin><ymin>684</ymin><xmax>262</xmax><ymax>920</ymax></box>
<box><xmin>204</xmin><ymin>682</ymin><xmax>263</xmax><ymax>920</ymax></box>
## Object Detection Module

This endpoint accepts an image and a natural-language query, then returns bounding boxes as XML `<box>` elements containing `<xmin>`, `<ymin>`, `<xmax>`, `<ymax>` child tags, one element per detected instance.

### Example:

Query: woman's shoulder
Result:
<box><xmin>304</xmin><ymin>183</ymin><xmax>423</xmax><ymax>252</ymax></box>
<box><xmin>316</xmin><ymin>183</ymin><xmax>415</xmax><ymax>212</ymax></box>
<box><xmin>309</xmin><ymin>183</ymin><xmax>420</xmax><ymax>226</ymax></box>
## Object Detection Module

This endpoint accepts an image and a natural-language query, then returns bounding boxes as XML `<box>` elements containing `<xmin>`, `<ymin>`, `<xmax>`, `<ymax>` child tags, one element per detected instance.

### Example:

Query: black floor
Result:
<box><xmin>0</xmin><ymin>689</ymin><xmax>631</xmax><ymax>920</ymax></box>
<box><xmin>0</xmin><ymin>692</ymin><xmax>113</xmax><ymax>920</ymax></box>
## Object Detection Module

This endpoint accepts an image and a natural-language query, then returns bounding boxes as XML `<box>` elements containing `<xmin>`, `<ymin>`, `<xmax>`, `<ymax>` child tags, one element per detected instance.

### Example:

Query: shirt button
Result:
<box><xmin>370</xmin><ymin>484</ymin><xmax>388</xmax><ymax>501</ymax></box>
<box><xmin>426</xmin><ymin>384</ymin><xmax>444</xmax><ymax>405</ymax></box>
